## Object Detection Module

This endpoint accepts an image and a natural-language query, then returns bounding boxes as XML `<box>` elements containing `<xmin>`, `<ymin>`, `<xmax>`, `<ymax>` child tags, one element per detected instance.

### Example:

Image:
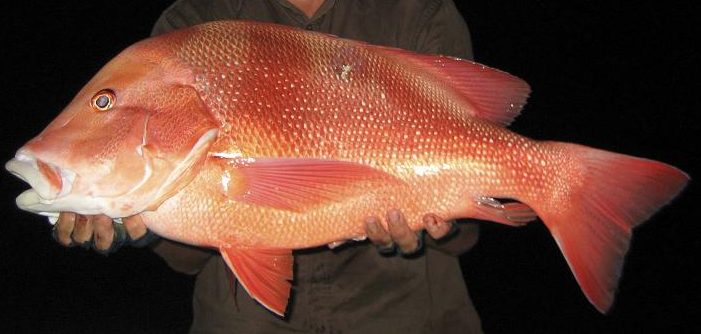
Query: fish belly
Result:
<box><xmin>141</xmin><ymin>129</ymin><xmax>557</xmax><ymax>249</ymax></box>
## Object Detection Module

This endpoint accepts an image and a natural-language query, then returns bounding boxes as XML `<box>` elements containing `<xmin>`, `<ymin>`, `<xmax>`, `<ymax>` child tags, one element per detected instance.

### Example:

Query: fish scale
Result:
<box><xmin>7</xmin><ymin>21</ymin><xmax>687</xmax><ymax>316</ymax></box>
<box><xmin>175</xmin><ymin>23</ymin><xmax>469</xmax><ymax>159</ymax></box>
<box><xmin>142</xmin><ymin>23</ymin><xmax>541</xmax><ymax>245</ymax></box>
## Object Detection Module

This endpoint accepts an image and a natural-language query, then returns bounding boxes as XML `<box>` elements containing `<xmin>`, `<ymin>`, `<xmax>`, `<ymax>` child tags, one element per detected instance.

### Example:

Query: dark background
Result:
<box><xmin>1</xmin><ymin>1</ymin><xmax>698</xmax><ymax>333</ymax></box>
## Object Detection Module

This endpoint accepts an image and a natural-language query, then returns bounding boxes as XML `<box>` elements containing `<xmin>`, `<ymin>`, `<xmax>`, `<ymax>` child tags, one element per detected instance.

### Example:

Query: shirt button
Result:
<box><xmin>305</xmin><ymin>24</ymin><xmax>315</xmax><ymax>30</ymax></box>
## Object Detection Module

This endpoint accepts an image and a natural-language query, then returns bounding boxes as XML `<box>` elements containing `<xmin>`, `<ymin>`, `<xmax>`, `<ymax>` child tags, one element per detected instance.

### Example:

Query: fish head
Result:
<box><xmin>6</xmin><ymin>41</ymin><xmax>218</xmax><ymax>218</ymax></box>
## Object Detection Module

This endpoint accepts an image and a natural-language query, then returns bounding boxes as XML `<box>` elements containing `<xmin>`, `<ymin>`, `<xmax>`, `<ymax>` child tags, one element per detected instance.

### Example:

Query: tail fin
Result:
<box><xmin>538</xmin><ymin>142</ymin><xmax>688</xmax><ymax>313</ymax></box>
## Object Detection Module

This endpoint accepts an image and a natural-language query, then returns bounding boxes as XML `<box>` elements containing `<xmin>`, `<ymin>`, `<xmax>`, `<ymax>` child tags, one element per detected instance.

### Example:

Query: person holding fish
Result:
<box><xmin>50</xmin><ymin>0</ymin><xmax>484</xmax><ymax>333</ymax></box>
<box><xmin>6</xmin><ymin>0</ymin><xmax>688</xmax><ymax>331</ymax></box>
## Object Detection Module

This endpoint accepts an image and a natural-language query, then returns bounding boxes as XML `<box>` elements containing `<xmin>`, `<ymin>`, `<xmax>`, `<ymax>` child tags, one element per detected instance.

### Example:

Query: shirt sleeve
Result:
<box><xmin>414</xmin><ymin>0</ymin><xmax>474</xmax><ymax>60</ymax></box>
<box><xmin>152</xmin><ymin>1</ymin><xmax>203</xmax><ymax>36</ymax></box>
<box><xmin>151</xmin><ymin>239</ymin><xmax>215</xmax><ymax>275</ymax></box>
<box><xmin>151</xmin><ymin>0</ymin><xmax>242</xmax><ymax>36</ymax></box>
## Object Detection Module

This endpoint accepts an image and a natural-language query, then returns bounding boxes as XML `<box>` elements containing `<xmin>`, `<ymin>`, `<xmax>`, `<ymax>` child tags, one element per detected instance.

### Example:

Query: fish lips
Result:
<box><xmin>5</xmin><ymin>151</ymin><xmax>76</xmax><ymax>215</ymax></box>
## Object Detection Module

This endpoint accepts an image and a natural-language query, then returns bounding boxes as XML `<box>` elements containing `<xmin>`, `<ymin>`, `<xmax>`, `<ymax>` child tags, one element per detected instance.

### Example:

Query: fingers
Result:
<box><xmin>92</xmin><ymin>215</ymin><xmax>115</xmax><ymax>251</ymax></box>
<box><xmin>424</xmin><ymin>214</ymin><xmax>456</xmax><ymax>239</ymax></box>
<box><xmin>71</xmin><ymin>214</ymin><xmax>95</xmax><ymax>245</ymax></box>
<box><xmin>386</xmin><ymin>209</ymin><xmax>421</xmax><ymax>254</ymax></box>
<box><xmin>364</xmin><ymin>209</ymin><xmax>422</xmax><ymax>255</ymax></box>
<box><xmin>365</xmin><ymin>216</ymin><xmax>394</xmax><ymax>253</ymax></box>
<box><xmin>123</xmin><ymin>215</ymin><xmax>148</xmax><ymax>240</ymax></box>
<box><xmin>55</xmin><ymin>212</ymin><xmax>77</xmax><ymax>246</ymax></box>
<box><xmin>123</xmin><ymin>215</ymin><xmax>159</xmax><ymax>248</ymax></box>
<box><xmin>53</xmin><ymin>213</ymin><xmax>154</xmax><ymax>254</ymax></box>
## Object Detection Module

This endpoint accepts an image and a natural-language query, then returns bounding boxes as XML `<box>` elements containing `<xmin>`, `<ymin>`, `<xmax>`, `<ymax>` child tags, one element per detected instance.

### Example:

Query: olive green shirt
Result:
<box><xmin>151</xmin><ymin>1</ymin><xmax>482</xmax><ymax>333</ymax></box>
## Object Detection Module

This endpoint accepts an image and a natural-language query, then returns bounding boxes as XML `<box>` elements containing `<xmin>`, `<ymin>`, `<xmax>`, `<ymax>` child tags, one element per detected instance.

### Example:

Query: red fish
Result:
<box><xmin>5</xmin><ymin>21</ymin><xmax>688</xmax><ymax>316</ymax></box>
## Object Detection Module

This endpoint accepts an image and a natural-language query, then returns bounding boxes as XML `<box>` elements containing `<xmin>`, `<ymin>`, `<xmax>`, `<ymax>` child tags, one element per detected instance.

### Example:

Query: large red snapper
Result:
<box><xmin>5</xmin><ymin>21</ymin><xmax>688</xmax><ymax>316</ymax></box>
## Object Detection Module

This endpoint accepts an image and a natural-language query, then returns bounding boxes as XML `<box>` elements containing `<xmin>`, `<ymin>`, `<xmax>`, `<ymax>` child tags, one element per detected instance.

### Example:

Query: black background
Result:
<box><xmin>1</xmin><ymin>1</ymin><xmax>698</xmax><ymax>333</ymax></box>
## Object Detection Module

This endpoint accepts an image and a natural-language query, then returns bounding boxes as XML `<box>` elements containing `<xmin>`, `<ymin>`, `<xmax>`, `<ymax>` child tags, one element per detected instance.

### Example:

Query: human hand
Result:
<box><xmin>53</xmin><ymin>213</ymin><xmax>154</xmax><ymax>254</ymax></box>
<box><xmin>364</xmin><ymin>209</ymin><xmax>456</xmax><ymax>256</ymax></box>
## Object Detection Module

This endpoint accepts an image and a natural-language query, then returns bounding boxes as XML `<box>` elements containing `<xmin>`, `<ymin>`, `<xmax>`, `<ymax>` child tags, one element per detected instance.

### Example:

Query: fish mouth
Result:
<box><xmin>5</xmin><ymin>150</ymin><xmax>76</xmax><ymax>215</ymax></box>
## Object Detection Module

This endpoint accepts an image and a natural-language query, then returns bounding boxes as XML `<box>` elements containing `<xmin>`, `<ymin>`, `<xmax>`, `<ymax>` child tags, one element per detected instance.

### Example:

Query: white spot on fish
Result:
<box><xmin>340</xmin><ymin>64</ymin><xmax>352</xmax><ymax>82</ymax></box>
<box><xmin>211</xmin><ymin>152</ymin><xmax>244</xmax><ymax>159</ymax></box>
<box><xmin>411</xmin><ymin>164</ymin><xmax>448</xmax><ymax>176</ymax></box>
<box><xmin>221</xmin><ymin>171</ymin><xmax>231</xmax><ymax>193</ymax></box>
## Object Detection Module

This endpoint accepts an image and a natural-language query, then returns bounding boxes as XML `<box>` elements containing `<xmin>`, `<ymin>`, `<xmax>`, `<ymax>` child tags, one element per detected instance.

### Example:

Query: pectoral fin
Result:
<box><xmin>213</xmin><ymin>157</ymin><xmax>401</xmax><ymax>212</ymax></box>
<box><xmin>219</xmin><ymin>247</ymin><xmax>294</xmax><ymax>317</ymax></box>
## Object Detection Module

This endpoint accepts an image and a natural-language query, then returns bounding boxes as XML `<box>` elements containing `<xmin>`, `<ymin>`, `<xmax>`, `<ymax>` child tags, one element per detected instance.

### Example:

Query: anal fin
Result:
<box><xmin>474</xmin><ymin>196</ymin><xmax>538</xmax><ymax>226</ymax></box>
<box><xmin>220</xmin><ymin>247</ymin><xmax>293</xmax><ymax>317</ymax></box>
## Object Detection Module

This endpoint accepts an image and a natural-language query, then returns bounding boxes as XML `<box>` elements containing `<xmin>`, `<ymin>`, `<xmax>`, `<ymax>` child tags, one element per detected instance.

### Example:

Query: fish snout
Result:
<box><xmin>5</xmin><ymin>150</ymin><xmax>76</xmax><ymax>204</ymax></box>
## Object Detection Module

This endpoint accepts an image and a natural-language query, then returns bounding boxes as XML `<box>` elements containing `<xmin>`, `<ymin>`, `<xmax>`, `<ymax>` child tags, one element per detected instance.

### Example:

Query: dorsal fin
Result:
<box><xmin>375</xmin><ymin>47</ymin><xmax>531</xmax><ymax>126</ymax></box>
<box><xmin>228</xmin><ymin>21</ymin><xmax>530</xmax><ymax>126</ymax></box>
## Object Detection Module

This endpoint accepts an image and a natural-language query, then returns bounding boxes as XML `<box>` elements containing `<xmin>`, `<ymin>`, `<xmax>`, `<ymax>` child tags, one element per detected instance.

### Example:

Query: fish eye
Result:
<box><xmin>91</xmin><ymin>89</ymin><xmax>116</xmax><ymax>111</ymax></box>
